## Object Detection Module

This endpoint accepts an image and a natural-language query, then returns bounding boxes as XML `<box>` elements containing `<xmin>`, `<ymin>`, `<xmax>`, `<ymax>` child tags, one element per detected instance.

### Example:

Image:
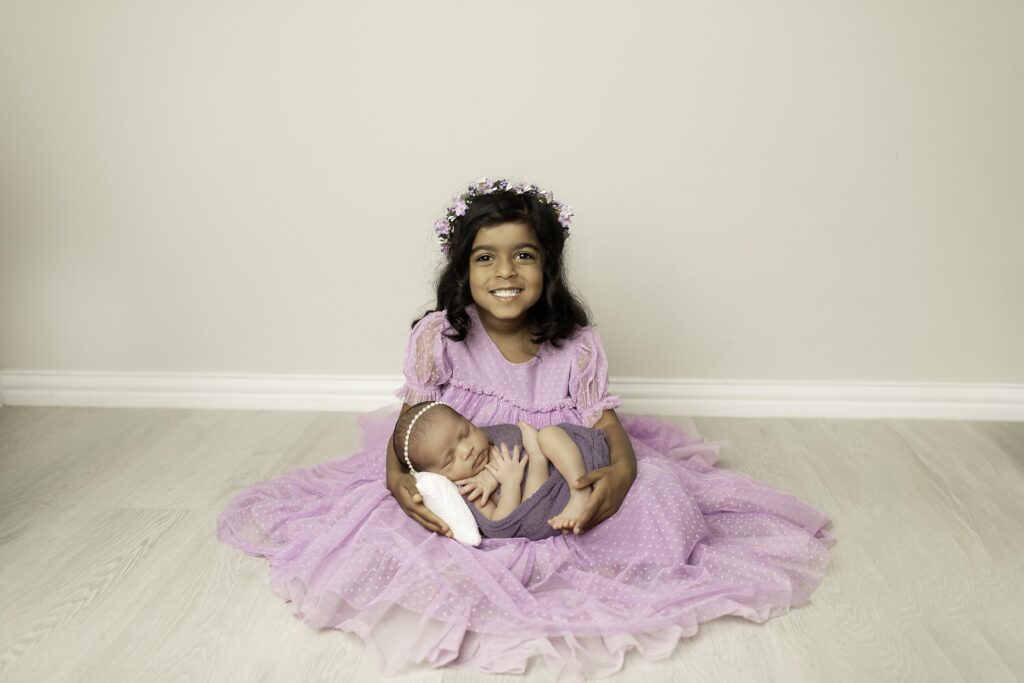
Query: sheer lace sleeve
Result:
<box><xmin>569</xmin><ymin>328</ymin><xmax>623</xmax><ymax>427</ymax></box>
<box><xmin>395</xmin><ymin>311</ymin><xmax>452</xmax><ymax>404</ymax></box>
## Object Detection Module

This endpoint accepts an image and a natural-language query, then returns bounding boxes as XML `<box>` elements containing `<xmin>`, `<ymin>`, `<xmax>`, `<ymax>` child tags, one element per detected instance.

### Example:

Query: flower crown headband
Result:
<box><xmin>433</xmin><ymin>177</ymin><xmax>573</xmax><ymax>254</ymax></box>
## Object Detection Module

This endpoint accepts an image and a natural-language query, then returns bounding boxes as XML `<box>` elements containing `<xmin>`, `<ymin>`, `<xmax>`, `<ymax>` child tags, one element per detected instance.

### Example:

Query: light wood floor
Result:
<box><xmin>1</xmin><ymin>406</ymin><xmax>1022</xmax><ymax>682</ymax></box>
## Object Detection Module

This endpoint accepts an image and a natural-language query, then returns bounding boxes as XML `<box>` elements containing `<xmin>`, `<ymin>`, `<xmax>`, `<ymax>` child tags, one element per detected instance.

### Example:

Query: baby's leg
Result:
<box><xmin>518</xmin><ymin>421</ymin><xmax>550</xmax><ymax>499</ymax></box>
<box><xmin>536</xmin><ymin>425</ymin><xmax>591</xmax><ymax>532</ymax></box>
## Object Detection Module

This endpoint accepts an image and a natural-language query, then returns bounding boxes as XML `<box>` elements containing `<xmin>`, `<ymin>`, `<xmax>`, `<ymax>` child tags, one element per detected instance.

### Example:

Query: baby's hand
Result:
<box><xmin>484</xmin><ymin>443</ymin><xmax>527</xmax><ymax>488</ymax></box>
<box><xmin>455</xmin><ymin>470</ymin><xmax>498</xmax><ymax>505</ymax></box>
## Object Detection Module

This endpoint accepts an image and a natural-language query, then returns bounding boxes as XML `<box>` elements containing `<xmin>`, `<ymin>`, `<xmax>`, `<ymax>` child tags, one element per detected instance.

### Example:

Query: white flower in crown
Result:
<box><xmin>435</xmin><ymin>177</ymin><xmax>573</xmax><ymax>254</ymax></box>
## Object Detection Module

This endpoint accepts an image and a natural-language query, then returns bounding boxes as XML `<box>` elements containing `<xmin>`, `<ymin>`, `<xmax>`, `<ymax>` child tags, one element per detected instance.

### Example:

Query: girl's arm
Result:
<box><xmin>570</xmin><ymin>408</ymin><xmax>637</xmax><ymax>533</ymax></box>
<box><xmin>385</xmin><ymin>402</ymin><xmax>451</xmax><ymax>537</ymax></box>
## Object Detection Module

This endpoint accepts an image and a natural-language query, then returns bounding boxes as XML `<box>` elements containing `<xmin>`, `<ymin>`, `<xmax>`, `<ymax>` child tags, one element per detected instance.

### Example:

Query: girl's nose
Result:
<box><xmin>496</xmin><ymin>257</ymin><xmax>517</xmax><ymax>278</ymax></box>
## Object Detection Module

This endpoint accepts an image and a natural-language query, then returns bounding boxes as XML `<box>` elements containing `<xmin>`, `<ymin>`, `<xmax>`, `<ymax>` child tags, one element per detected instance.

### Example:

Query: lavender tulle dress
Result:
<box><xmin>217</xmin><ymin>305</ymin><xmax>835</xmax><ymax>681</ymax></box>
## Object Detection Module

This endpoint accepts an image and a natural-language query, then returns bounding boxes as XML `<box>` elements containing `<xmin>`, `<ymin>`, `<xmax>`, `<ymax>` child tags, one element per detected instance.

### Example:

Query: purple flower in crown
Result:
<box><xmin>556</xmin><ymin>204</ymin><xmax>573</xmax><ymax>229</ymax></box>
<box><xmin>452</xmin><ymin>197</ymin><xmax>468</xmax><ymax>217</ymax></box>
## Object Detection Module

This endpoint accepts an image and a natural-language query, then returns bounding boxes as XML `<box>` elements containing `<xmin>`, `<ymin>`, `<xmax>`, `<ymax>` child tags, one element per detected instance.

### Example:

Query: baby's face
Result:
<box><xmin>414</xmin><ymin>409</ymin><xmax>490</xmax><ymax>481</ymax></box>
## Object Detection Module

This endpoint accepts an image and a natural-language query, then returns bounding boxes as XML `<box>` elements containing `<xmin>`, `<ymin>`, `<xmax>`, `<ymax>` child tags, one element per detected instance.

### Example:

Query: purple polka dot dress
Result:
<box><xmin>217</xmin><ymin>305</ymin><xmax>835</xmax><ymax>681</ymax></box>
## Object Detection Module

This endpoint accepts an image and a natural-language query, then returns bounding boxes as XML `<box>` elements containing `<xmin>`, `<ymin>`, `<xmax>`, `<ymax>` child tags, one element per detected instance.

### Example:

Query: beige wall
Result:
<box><xmin>1</xmin><ymin>1</ymin><xmax>1021</xmax><ymax>383</ymax></box>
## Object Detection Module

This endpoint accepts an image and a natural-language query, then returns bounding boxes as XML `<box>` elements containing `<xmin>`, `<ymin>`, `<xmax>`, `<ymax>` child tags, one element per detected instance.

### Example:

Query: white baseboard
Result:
<box><xmin>0</xmin><ymin>370</ymin><xmax>1022</xmax><ymax>421</ymax></box>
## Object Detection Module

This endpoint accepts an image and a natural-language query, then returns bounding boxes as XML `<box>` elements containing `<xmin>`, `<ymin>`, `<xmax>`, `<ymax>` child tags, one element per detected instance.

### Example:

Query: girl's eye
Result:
<box><xmin>474</xmin><ymin>254</ymin><xmax>493</xmax><ymax>263</ymax></box>
<box><xmin>515</xmin><ymin>252</ymin><xmax>536</xmax><ymax>261</ymax></box>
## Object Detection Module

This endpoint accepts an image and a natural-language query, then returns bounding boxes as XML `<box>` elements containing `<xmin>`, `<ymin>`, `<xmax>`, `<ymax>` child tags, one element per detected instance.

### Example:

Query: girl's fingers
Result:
<box><xmin>400</xmin><ymin>479</ymin><xmax>423</xmax><ymax>502</ymax></box>
<box><xmin>574</xmin><ymin>493</ymin><xmax>604</xmax><ymax>532</ymax></box>
<box><xmin>576</xmin><ymin>497</ymin><xmax>615</xmax><ymax>533</ymax></box>
<box><xmin>581</xmin><ymin>505</ymin><xmax>613</xmax><ymax>533</ymax></box>
<box><xmin>396</xmin><ymin>486</ymin><xmax>449</xmax><ymax>535</ymax></box>
<box><xmin>573</xmin><ymin>467</ymin><xmax>608</xmax><ymax>489</ymax></box>
<box><xmin>414</xmin><ymin>515</ymin><xmax>444</xmax><ymax>535</ymax></box>
<box><xmin>411</xmin><ymin>509</ymin><xmax>447</xmax><ymax>535</ymax></box>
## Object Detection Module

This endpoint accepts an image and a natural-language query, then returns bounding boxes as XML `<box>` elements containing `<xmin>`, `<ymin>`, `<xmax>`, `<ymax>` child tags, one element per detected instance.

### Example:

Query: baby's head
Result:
<box><xmin>392</xmin><ymin>402</ymin><xmax>490</xmax><ymax>481</ymax></box>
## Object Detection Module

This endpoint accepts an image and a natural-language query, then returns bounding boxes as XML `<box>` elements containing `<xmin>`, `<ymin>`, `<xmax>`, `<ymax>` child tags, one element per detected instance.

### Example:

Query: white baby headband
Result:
<box><xmin>402</xmin><ymin>401</ymin><xmax>447</xmax><ymax>473</ymax></box>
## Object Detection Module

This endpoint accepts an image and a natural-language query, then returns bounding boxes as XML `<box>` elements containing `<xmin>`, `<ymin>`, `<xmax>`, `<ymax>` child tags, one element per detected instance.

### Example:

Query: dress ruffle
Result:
<box><xmin>217</xmin><ymin>407</ymin><xmax>833</xmax><ymax>681</ymax></box>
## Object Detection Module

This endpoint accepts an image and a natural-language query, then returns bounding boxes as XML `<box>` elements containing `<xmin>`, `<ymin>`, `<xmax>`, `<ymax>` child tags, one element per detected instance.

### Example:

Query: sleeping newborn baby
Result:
<box><xmin>392</xmin><ymin>401</ymin><xmax>611</xmax><ymax>541</ymax></box>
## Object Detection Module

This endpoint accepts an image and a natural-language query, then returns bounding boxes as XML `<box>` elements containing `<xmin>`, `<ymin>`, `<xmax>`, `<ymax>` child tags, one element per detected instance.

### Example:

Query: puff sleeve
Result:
<box><xmin>395</xmin><ymin>311</ymin><xmax>452</xmax><ymax>405</ymax></box>
<box><xmin>568</xmin><ymin>327</ymin><xmax>623</xmax><ymax>427</ymax></box>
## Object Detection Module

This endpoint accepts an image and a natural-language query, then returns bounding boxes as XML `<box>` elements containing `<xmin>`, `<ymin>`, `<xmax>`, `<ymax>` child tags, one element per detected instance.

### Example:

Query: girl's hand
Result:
<box><xmin>484</xmin><ymin>443</ymin><xmax>527</xmax><ymax>488</ymax></box>
<box><xmin>570</xmin><ymin>460</ymin><xmax>636</xmax><ymax>534</ymax></box>
<box><xmin>455</xmin><ymin>470</ymin><xmax>498</xmax><ymax>505</ymax></box>
<box><xmin>387</xmin><ymin>471</ymin><xmax>452</xmax><ymax>538</ymax></box>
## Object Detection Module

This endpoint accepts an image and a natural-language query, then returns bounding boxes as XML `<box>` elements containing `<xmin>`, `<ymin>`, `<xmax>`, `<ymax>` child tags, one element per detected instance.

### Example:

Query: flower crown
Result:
<box><xmin>433</xmin><ymin>177</ymin><xmax>573</xmax><ymax>254</ymax></box>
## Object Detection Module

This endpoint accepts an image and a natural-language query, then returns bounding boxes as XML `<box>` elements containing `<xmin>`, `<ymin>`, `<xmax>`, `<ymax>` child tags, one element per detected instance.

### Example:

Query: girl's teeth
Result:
<box><xmin>493</xmin><ymin>289</ymin><xmax>522</xmax><ymax>299</ymax></box>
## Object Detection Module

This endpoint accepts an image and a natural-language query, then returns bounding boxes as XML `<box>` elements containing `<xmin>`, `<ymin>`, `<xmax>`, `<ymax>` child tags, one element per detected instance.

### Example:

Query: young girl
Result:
<box><xmin>218</xmin><ymin>178</ymin><xmax>834</xmax><ymax>680</ymax></box>
<box><xmin>392</xmin><ymin>400</ymin><xmax>612</xmax><ymax>538</ymax></box>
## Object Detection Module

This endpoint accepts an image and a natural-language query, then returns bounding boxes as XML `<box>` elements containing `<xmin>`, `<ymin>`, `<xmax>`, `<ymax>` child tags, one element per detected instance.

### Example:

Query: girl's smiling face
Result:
<box><xmin>468</xmin><ymin>221</ymin><xmax>545</xmax><ymax>327</ymax></box>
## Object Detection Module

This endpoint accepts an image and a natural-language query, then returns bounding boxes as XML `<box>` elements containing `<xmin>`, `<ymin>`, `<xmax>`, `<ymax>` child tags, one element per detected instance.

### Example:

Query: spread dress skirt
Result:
<box><xmin>217</xmin><ymin>306</ymin><xmax>835</xmax><ymax>681</ymax></box>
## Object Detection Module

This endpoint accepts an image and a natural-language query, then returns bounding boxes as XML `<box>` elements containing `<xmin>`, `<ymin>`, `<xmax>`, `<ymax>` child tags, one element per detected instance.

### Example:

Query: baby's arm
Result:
<box><xmin>484</xmin><ymin>443</ymin><xmax>527</xmax><ymax>520</ymax></box>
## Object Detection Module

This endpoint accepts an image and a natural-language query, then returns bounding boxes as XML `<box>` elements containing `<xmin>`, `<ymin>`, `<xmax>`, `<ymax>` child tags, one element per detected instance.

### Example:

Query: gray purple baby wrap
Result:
<box><xmin>471</xmin><ymin>423</ymin><xmax>610</xmax><ymax>541</ymax></box>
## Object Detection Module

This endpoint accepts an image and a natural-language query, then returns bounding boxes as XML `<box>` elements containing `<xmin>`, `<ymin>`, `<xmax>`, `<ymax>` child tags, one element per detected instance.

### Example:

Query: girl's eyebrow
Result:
<box><xmin>470</xmin><ymin>242</ymin><xmax>540</xmax><ymax>254</ymax></box>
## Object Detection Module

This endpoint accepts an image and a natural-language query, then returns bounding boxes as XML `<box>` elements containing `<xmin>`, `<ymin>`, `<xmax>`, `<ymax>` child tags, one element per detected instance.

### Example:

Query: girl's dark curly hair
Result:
<box><xmin>414</xmin><ymin>189</ymin><xmax>590</xmax><ymax>345</ymax></box>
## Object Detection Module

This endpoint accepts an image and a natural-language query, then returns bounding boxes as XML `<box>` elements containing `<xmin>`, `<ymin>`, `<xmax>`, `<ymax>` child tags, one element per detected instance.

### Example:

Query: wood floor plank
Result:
<box><xmin>0</xmin><ymin>507</ymin><xmax>187</xmax><ymax>680</ymax></box>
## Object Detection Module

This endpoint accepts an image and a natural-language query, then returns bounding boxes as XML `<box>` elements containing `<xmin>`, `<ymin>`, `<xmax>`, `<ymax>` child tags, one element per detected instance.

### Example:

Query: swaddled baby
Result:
<box><xmin>392</xmin><ymin>401</ymin><xmax>611</xmax><ymax>542</ymax></box>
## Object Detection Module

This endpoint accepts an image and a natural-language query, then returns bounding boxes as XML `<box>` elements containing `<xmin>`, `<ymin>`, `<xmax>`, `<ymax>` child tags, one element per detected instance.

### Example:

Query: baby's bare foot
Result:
<box><xmin>549</xmin><ymin>488</ymin><xmax>591</xmax><ymax>533</ymax></box>
<box><xmin>518</xmin><ymin>420</ymin><xmax>542</xmax><ymax>458</ymax></box>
